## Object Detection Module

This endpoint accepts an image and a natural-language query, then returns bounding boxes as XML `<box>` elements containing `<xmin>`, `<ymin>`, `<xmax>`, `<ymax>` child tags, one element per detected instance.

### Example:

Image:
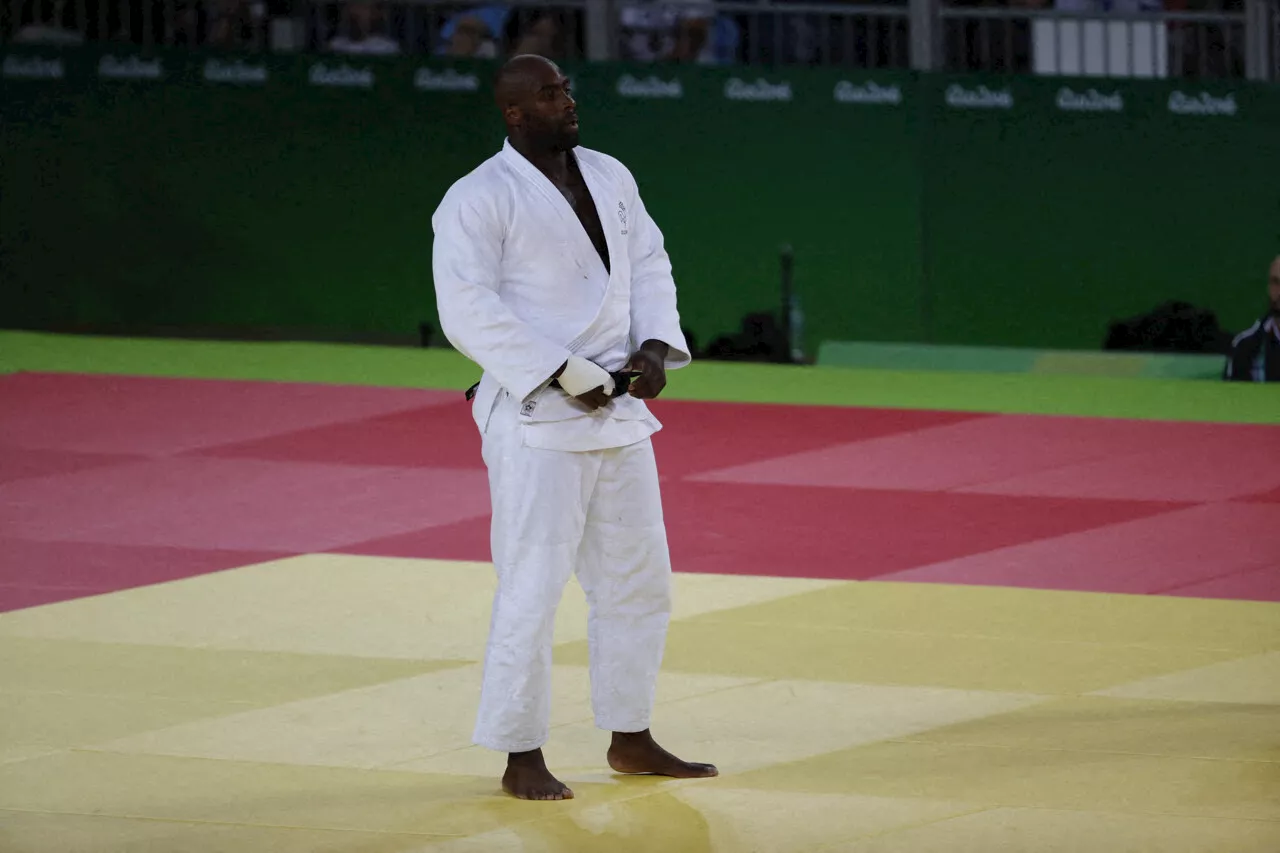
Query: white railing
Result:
<box><xmin>2</xmin><ymin>0</ymin><xmax>1274</xmax><ymax>81</ymax></box>
<box><xmin>938</xmin><ymin>7</ymin><xmax>1248</xmax><ymax>79</ymax></box>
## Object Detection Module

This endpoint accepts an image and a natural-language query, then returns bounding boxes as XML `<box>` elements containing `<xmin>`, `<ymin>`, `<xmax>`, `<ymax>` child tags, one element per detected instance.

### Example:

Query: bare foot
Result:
<box><xmin>502</xmin><ymin>749</ymin><xmax>574</xmax><ymax>801</ymax></box>
<box><xmin>607</xmin><ymin>729</ymin><xmax>718</xmax><ymax>778</ymax></box>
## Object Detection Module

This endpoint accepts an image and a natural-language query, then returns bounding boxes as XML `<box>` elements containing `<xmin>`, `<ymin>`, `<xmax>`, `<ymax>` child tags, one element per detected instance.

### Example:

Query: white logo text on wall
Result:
<box><xmin>616</xmin><ymin>74</ymin><xmax>683</xmax><ymax>99</ymax></box>
<box><xmin>203</xmin><ymin>59</ymin><xmax>267</xmax><ymax>85</ymax></box>
<box><xmin>944</xmin><ymin>84</ymin><xmax>1013</xmax><ymax>110</ymax></box>
<box><xmin>724</xmin><ymin>77</ymin><xmax>792</xmax><ymax>102</ymax></box>
<box><xmin>414</xmin><ymin>68</ymin><xmax>479</xmax><ymax>92</ymax></box>
<box><xmin>1167</xmin><ymin>91</ymin><xmax>1237</xmax><ymax>116</ymax></box>
<box><xmin>98</xmin><ymin>55</ymin><xmax>163</xmax><ymax>80</ymax></box>
<box><xmin>2</xmin><ymin>55</ymin><xmax>65</xmax><ymax>79</ymax></box>
<box><xmin>309</xmin><ymin>62</ymin><xmax>374</xmax><ymax>89</ymax></box>
<box><xmin>833</xmin><ymin>80</ymin><xmax>902</xmax><ymax>105</ymax></box>
<box><xmin>1055</xmin><ymin>86</ymin><xmax>1123</xmax><ymax>113</ymax></box>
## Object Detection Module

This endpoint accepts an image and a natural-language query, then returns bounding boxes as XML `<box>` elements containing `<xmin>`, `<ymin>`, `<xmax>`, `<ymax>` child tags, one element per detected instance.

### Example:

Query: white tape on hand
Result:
<box><xmin>557</xmin><ymin>356</ymin><xmax>615</xmax><ymax>397</ymax></box>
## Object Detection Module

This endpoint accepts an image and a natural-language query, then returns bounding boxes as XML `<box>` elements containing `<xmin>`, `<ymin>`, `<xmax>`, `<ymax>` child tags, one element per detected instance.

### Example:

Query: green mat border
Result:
<box><xmin>2</xmin><ymin>331</ymin><xmax>1275</xmax><ymax>425</ymax></box>
<box><xmin>817</xmin><ymin>341</ymin><xmax>1228</xmax><ymax>380</ymax></box>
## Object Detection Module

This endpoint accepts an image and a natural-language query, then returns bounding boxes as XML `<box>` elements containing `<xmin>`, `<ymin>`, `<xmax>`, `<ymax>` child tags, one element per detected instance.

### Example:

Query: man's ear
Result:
<box><xmin>503</xmin><ymin>105</ymin><xmax>521</xmax><ymax>126</ymax></box>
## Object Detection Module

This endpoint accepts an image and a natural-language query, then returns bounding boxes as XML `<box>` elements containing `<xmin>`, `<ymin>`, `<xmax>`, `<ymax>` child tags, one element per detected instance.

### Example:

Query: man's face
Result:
<box><xmin>508</xmin><ymin>61</ymin><xmax>578</xmax><ymax>151</ymax></box>
<box><xmin>1269</xmin><ymin>256</ymin><xmax>1280</xmax><ymax>314</ymax></box>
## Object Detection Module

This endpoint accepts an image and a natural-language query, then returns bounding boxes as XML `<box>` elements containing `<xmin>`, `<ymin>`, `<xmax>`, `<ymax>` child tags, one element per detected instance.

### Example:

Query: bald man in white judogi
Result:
<box><xmin>431</xmin><ymin>54</ymin><xmax>717</xmax><ymax>801</ymax></box>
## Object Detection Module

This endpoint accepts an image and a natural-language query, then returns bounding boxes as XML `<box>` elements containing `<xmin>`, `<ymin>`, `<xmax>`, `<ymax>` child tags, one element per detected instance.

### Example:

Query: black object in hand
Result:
<box><xmin>608</xmin><ymin>370</ymin><xmax>641</xmax><ymax>397</ymax></box>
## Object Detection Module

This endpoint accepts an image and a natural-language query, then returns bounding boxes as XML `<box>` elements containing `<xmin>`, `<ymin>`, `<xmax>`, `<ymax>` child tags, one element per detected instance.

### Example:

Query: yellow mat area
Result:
<box><xmin>1</xmin><ymin>554</ymin><xmax>1277</xmax><ymax>852</ymax></box>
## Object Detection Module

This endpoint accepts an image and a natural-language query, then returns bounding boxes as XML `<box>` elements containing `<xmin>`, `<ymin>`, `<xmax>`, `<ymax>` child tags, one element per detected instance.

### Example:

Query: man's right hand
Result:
<box><xmin>573</xmin><ymin>387</ymin><xmax>612</xmax><ymax>411</ymax></box>
<box><xmin>553</xmin><ymin>356</ymin><xmax>616</xmax><ymax>411</ymax></box>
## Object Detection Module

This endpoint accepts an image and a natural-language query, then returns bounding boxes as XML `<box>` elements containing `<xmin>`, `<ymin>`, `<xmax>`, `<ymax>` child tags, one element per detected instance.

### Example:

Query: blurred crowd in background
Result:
<box><xmin>1</xmin><ymin>0</ymin><xmax>1261</xmax><ymax>77</ymax></box>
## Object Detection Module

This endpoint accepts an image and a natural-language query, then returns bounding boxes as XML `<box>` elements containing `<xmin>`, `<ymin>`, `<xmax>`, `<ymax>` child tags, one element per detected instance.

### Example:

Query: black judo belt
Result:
<box><xmin>465</xmin><ymin>371</ymin><xmax>638</xmax><ymax>402</ymax></box>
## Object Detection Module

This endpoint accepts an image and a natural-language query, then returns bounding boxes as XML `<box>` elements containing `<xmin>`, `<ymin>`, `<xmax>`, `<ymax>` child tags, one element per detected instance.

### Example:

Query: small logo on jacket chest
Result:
<box><xmin>617</xmin><ymin>202</ymin><xmax>628</xmax><ymax>235</ymax></box>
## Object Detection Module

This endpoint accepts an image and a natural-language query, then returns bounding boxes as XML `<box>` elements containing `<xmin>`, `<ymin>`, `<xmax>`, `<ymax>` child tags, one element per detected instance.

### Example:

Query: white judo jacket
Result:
<box><xmin>432</xmin><ymin>140</ymin><xmax>691</xmax><ymax>452</ymax></box>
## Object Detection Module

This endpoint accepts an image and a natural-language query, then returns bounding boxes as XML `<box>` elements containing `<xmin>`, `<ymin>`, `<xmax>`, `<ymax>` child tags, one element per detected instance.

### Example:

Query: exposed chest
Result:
<box><xmin>551</xmin><ymin>171</ymin><xmax>611</xmax><ymax>274</ymax></box>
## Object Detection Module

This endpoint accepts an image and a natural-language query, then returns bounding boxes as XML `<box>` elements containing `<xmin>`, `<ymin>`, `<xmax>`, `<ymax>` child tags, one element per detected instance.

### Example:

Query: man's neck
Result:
<box><xmin>510</xmin><ymin>136</ymin><xmax>568</xmax><ymax>182</ymax></box>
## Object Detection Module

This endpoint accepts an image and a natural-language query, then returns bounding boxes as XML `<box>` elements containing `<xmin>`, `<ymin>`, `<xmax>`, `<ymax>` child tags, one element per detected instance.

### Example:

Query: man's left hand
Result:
<box><xmin>625</xmin><ymin>340</ymin><xmax>669</xmax><ymax>399</ymax></box>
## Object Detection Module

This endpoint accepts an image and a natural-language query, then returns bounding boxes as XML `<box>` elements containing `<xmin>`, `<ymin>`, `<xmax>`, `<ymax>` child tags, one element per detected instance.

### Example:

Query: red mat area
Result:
<box><xmin>0</xmin><ymin>539</ymin><xmax>282</xmax><ymax>613</ymax></box>
<box><xmin>659</xmin><ymin>484</ymin><xmax>1184</xmax><ymax>579</ymax></box>
<box><xmin>646</xmin><ymin>402</ymin><xmax>988</xmax><ymax>478</ymax></box>
<box><xmin>0</xmin><ymin>445</ymin><xmax>138</xmax><ymax>485</ymax></box>
<box><xmin>1239</xmin><ymin>484</ymin><xmax>1280</xmax><ymax>504</ymax></box>
<box><xmin>330</xmin><ymin>488</ymin><xmax>1184</xmax><ymax>579</ymax></box>
<box><xmin>2</xmin><ymin>372</ymin><xmax>1278</xmax><ymax>611</ymax></box>
<box><xmin>196</xmin><ymin>405</ymin><xmax>486</xmax><ymax>470</ymax></box>
<box><xmin>191</xmin><ymin>398</ymin><xmax>985</xmax><ymax>477</ymax></box>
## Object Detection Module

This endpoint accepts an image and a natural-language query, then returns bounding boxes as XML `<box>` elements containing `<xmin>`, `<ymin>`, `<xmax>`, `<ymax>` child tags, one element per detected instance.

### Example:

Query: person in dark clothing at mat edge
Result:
<box><xmin>1224</xmin><ymin>255</ymin><xmax>1280</xmax><ymax>382</ymax></box>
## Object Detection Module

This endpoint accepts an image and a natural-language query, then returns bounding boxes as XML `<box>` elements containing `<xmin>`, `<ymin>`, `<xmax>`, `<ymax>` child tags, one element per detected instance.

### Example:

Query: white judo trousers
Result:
<box><xmin>474</xmin><ymin>393</ymin><xmax>673</xmax><ymax>753</ymax></box>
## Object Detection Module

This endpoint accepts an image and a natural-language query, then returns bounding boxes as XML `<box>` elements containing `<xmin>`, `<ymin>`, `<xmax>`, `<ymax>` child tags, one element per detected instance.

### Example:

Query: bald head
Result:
<box><xmin>494</xmin><ymin>55</ymin><xmax>561</xmax><ymax>111</ymax></box>
<box><xmin>494</xmin><ymin>54</ymin><xmax>579</xmax><ymax>152</ymax></box>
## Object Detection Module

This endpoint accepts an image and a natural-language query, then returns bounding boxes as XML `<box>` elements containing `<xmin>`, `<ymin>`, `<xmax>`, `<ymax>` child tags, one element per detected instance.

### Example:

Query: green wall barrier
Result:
<box><xmin>920</xmin><ymin>73</ymin><xmax>1280</xmax><ymax>349</ymax></box>
<box><xmin>2</xmin><ymin>48</ymin><xmax>1275</xmax><ymax>354</ymax></box>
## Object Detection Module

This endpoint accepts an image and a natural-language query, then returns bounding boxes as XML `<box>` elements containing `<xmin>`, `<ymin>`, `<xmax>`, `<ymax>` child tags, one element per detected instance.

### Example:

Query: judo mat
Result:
<box><xmin>1</xmin><ymin>335</ymin><xmax>1279</xmax><ymax>852</ymax></box>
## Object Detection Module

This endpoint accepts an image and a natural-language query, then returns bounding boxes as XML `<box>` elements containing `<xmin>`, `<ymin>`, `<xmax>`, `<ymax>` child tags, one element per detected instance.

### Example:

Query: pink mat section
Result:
<box><xmin>878</xmin><ymin>502</ymin><xmax>1280</xmax><ymax>596</ymax></box>
<box><xmin>1</xmin><ymin>371</ymin><xmax>1277</xmax><ymax>610</ymax></box>
<box><xmin>691</xmin><ymin>415</ymin><xmax>1278</xmax><ymax>493</ymax></box>
<box><xmin>336</xmin><ymin>515</ymin><xmax>493</xmax><ymax>562</ymax></box>
<box><xmin>0</xmin><ymin>457</ymin><xmax>491</xmax><ymax>551</ymax></box>
<box><xmin>958</xmin><ymin>442</ymin><xmax>1280</xmax><ymax>502</ymax></box>
<box><xmin>1163</xmin><ymin>566</ymin><xmax>1280</xmax><ymax>601</ymax></box>
<box><xmin>0</xmin><ymin>372</ymin><xmax>447</xmax><ymax>455</ymax></box>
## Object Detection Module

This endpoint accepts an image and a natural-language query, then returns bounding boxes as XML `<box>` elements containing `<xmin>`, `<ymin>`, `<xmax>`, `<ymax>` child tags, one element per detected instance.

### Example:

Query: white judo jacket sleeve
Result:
<box><xmin>432</xmin><ymin>190</ymin><xmax>573</xmax><ymax>402</ymax></box>
<box><xmin>625</xmin><ymin>181</ymin><xmax>692</xmax><ymax>370</ymax></box>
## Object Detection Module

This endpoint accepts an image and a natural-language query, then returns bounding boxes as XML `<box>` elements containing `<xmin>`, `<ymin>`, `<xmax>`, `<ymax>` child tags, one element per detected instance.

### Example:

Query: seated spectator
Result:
<box><xmin>1224</xmin><ymin>255</ymin><xmax>1280</xmax><ymax>382</ymax></box>
<box><xmin>436</xmin><ymin>5</ymin><xmax>507</xmax><ymax>58</ymax></box>
<box><xmin>504</xmin><ymin>9</ymin><xmax>565</xmax><ymax>60</ymax></box>
<box><xmin>329</xmin><ymin>0</ymin><xmax>400</xmax><ymax>54</ymax></box>
<box><xmin>619</xmin><ymin>0</ymin><xmax>731</xmax><ymax>64</ymax></box>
